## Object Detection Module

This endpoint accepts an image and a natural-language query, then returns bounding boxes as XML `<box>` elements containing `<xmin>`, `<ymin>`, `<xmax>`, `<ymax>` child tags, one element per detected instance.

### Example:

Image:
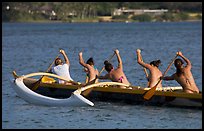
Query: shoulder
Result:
<box><xmin>63</xmin><ymin>63</ymin><xmax>69</xmax><ymax>66</ymax></box>
<box><xmin>86</xmin><ymin>64</ymin><xmax>93</xmax><ymax>69</ymax></box>
<box><xmin>184</xmin><ymin>65</ymin><xmax>191</xmax><ymax>70</ymax></box>
<box><xmin>61</xmin><ymin>64</ymin><xmax>69</xmax><ymax>68</ymax></box>
<box><xmin>53</xmin><ymin>65</ymin><xmax>59</xmax><ymax>69</ymax></box>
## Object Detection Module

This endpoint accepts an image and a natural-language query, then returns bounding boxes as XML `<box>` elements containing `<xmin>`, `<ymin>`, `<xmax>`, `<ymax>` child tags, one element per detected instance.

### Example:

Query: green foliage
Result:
<box><xmin>2</xmin><ymin>2</ymin><xmax>202</xmax><ymax>22</ymax></box>
<box><xmin>112</xmin><ymin>14</ymin><xmax>128</xmax><ymax>20</ymax></box>
<box><xmin>160</xmin><ymin>12</ymin><xmax>174</xmax><ymax>21</ymax></box>
<box><xmin>177</xmin><ymin>12</ymin><xmax>189</xmax><ymax>20</ymax></box>
<box><xmin>96</xmin><ymin>2</ymin><xmax>115</xmax><ymax>16</ymax></box>
<box><xmin>131</xmin><ymin>14</ymin><xmax>152</xmax><ymax>22</ymax></box>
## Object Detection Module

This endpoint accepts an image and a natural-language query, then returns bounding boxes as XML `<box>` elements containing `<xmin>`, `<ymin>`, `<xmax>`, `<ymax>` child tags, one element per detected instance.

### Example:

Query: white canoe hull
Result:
<box><xmin>14</xmin><ymin>77</ymin><xmax>94</xmax><ymax>106</ymax></box>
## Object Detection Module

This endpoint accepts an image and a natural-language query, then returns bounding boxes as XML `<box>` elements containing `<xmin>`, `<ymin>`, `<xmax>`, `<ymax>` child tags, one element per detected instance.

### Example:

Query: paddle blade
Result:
<box><xmin>81</xmin><ymin>78</ymin><xmax>97</xmax><ymax>96</ymax></box>
<box><xmin>41</xmin><ymin>76</ymin><xmax>56</xmax><ymax>83</ymax></box>
<box><xmin>143</xmin><ymin>85</ymin><xmax>157</xmax><ymax>100</ymax></box>
<box><xmin>81</xmin><ymin>88</ymin><xmax>93</xmax><ymax>96</ymax></box>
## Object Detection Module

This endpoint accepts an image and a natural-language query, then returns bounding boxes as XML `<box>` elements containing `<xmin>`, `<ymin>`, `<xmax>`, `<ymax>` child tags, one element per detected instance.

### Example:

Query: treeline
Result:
<box><xmin>2</xmin><ymin>2</ymin><xmax>202</xmax><ymax>22</ymax></box>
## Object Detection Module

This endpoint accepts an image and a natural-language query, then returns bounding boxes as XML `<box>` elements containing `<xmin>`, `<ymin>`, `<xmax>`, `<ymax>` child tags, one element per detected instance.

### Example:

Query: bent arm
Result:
<box><xmin>79</xmin><ymin>52</ymin><xmax>88</xmax><ymax>68</ymax></box>
<box><xmin>136</xmin><ymin>50</ymin><xmax>152</xmax><ymax>69</ymax></box>
<box><xmin>60</xmin><ymin>50</ymin><xmax>70</xmax><ymax>65</ymax></box>
<box><xmin>162</xmin><ymin>74</ymin><xmax>175</xmax><ymax>81</ymax></box>
<box><xmin>98</xmin><ymin>74</ymin><xmax>109</xmax><ymax>79</ymax></box>
<box><xmin>178</xmin><ymin>52</ymin><xmax>192</xmax><ymax>69</ymax></box>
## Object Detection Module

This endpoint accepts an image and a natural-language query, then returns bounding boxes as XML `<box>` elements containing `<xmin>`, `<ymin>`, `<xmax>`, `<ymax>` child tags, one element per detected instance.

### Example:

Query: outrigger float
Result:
<box><xmin>12</xmin><ymin>71</ymin><xmax>202</xmax><ymax>109</ymax></box>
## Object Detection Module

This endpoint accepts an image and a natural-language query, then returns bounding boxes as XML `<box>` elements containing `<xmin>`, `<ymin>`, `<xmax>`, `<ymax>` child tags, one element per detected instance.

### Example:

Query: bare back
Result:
<box><xmin>87</xmin><ymin>65</ymin><xmax>99</xmax><ymax>83</ymax></box>
<box><xmin>173</xmin><ymin>52</ymin><xmax>199</xmax><ymax>93</ymax></box>
<box><xmin>136</xmin><ymin>50</ymin><xmax>162</xmax><ymax>88</ymax></box>
<box><xmin>173</xmin><ymin>67</ymin><xmax>199</xmax><ymax>93</ymax></box>
<box><xmin>148</xmin><ymin>66</ymin><xmax>163</xmax><ymax>88</ymax></box>
<box><xmin>137</xmin><ymin>60</ymin><xmax>162</xmax><ymax>88</ymax></box>
<box><xmin>109</xmin><ymin>67</ymin><xmax>130</xmax><ymax>85</ymax></box>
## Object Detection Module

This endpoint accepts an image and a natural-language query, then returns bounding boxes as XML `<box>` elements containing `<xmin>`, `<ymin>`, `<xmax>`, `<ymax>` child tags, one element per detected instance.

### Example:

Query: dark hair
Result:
<box><xmin>174</xmin><ymin>58</ymin><xmax>184</xmax><ymax>68</ymax></box>
<box><xmin>174</xmin><ymin>58</ymin><xmax>184</xmax><ymax>76</ymax></box>
<box><xmin>104</xmin><ymin>60</ymin><xmax>113</xmax><ymax>72</ymax></box>
<box><xmin>86</xmin><ymin>57</ymin><xmax>94</xmax><ymax>65</ymax></box>
<box><xmin>55</xmin><ymin>58</ymin><xmax>63</xmax><ymax>66</ymax></box>
<box><xmin>150</xmin><ymin>60</ymin><xmax>161</xmax><ymax>68</ymax></box>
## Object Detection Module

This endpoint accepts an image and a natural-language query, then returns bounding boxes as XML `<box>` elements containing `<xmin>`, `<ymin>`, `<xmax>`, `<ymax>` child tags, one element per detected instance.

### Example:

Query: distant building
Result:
<box><xmin>113</xmin><ymin>8</ymin><xmax>168</xmax><ymax>16</ymax></box>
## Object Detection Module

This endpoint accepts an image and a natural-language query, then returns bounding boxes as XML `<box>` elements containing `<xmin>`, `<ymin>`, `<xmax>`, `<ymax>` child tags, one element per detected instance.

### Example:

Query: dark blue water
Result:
<box><xmin>2</xmin><ymin>22</ymin><xmax>202</xmax><ymax>129</ymax></box>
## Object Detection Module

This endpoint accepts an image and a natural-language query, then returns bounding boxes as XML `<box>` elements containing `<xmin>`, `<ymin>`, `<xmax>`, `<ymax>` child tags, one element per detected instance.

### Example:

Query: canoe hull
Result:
<box><xmin>12</xmin><ymin>71</ymin><xmax>202</xmax><ymax>109</ymax></box>
<box><xmin>21</xmin><ymin>79</ymin><xmax>202</xmax><ymax>109</ymax></box>
<box><xmin>34</xmin><ymin>86</ymin><xmax>202</xmax><ymax>109</ymax></box>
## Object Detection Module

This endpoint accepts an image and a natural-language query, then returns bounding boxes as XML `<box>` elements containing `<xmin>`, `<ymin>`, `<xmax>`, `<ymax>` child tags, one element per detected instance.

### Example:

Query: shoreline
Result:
<box><xmin>2</xmin><ymin>19</ymin><xmax>202</xmax><ymax>23</ymax></box>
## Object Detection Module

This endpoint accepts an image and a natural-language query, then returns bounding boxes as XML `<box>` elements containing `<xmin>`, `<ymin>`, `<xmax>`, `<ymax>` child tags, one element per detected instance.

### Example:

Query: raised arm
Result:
<box><xmin>136</xmin><ymin>49</ymin><xmax>152</xmax><ymax>69</ymax></box>
<box><xmin>177</xmin><ymin>51</ymin><xmax>191</xmax><ymax>69</ymax></box>
<box><xmin>115</xmin><ymin>49</ymin><xmax>123</xmax><ymax>69</ymax></box>
<box><xmin>98</xmin><ymin>74</ymin><xmax>110</xmax><ymax>79</ymax></box>
<box><xmin>79</xmin><ymin>52</ymin><xmax>88</xmax><ymax>68</ymax></box>
<box><xmin>60</xmin><ymin>49</ymin><xmax>70</xmax><ymax>65</ymax></box>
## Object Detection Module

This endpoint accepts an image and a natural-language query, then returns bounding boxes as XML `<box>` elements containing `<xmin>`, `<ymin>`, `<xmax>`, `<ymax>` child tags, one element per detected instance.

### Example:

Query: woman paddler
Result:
<box><xmin>98</xmin><ymin>49</ymin><xmax>130</xmax><ymax>88</ymax></box>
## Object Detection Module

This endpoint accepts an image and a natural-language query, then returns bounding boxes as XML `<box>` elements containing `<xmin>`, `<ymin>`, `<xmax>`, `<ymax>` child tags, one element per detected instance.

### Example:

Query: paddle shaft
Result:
<box><xmin>139</xmin><ymin>54</ymin><xmax>149</xmax><ymax>79</ymax></box>
<box><xmin>40</xmin><ymin>54</ymin><xmax>60</xmax><ymax>78</ymax></box>
<box><xmin>137</xmin><ymin>50</ymin><xmax>149</xmax><ymax>87</ymax></box>
<box><xmin>99</xmin><ymin>52</ymin><xmax>116</xmax><ymax>75</ymax></box>
<box><xmin>46</xmin><ymin>55</ymin><xmax>60</xmax><ymax>72</ymax></box>
<box><xmin>143</xmin><ymin>54</ymin><xmax>178</xmax><ymax>100</ymax></box>
<box><xmin>162</xmin><ymin>55</ymin><xmax>178</xmax><ymax>77</ymax></box>
<box><xmin>32</xmin><ymin>54</ymin><xmax>60</xmax><ymax>90</ymax></box>
<box><xmin>157</xmin><ymin>54</ymin><xmax>179</xmax><ymax>86</ymax></box>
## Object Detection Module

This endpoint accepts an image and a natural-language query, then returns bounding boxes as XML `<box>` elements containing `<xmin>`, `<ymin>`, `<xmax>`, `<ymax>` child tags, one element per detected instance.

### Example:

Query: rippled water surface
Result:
<box><xmin>2</xmin><ymin>22</ymin><xmax>202</xmax><ymax>129</ymax></box>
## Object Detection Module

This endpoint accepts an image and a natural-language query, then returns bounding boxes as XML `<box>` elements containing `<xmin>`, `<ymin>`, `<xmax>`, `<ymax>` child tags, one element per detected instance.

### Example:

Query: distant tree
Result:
<box><xmin>112</xmin><ymin>14</ymin><xmax>129</xmax><ymax>19</ymax></box>
<box><xmin>96</xmin><ymin>2</ymin><xmax>116</xmax><ymax>16</ymax></box>
<box><xmin>2</xmin><ymin>2</ymin><xmax>202</xmax><ymax>22</ymax></box>
<box><xmin>161</xmin><ymin>12</ymin><xmax>174</xmax><ymax>21</ymax></box>
<box><xmin>131</xmin><ymin>14</ymin><xmax>152</xmax><ymax>22</ymax></box>
<box><xmin>177</xmin><ymin>12</ymin><xmax>189</xmax><ymax>20</ymax></box>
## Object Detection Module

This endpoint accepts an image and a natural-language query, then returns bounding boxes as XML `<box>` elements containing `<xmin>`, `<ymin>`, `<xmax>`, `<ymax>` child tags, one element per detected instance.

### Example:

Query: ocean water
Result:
<box><xmin>2</xmin><ymin>22</ymin><xmax>202</xmax><ymax>129</ymax></box>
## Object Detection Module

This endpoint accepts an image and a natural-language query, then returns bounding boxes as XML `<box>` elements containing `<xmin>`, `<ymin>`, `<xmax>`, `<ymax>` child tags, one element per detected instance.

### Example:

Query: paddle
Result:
<box><xmin>140</xmin><ymin>55</ymin><xmax>148</xmax><ymax>79</ymax></box>
<box><xmin>31</xmin><ymin>54</ymin><xmax>60</xmax><ymax>90</ymax></box>
<box><xmin>143</xmin><ymin>53</ymin><xmax>179</xmax><ymax>100</ymax></box>
<box><xmin>99</xmin><ymin>52</ymin><xmax>116</xmax><ymax>75</ymax></box>
<box><xmin>41</xmin><ymin>76</ymin><xmax>56</xmax><ymax>83</ymax></box>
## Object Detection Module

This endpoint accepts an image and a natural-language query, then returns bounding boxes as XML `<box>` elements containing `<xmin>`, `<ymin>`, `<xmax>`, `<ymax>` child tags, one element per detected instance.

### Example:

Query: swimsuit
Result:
<box><xmin>118</xmin><ymin>76</ymin><xmax>124</xmax><ymax>83</ymax></box>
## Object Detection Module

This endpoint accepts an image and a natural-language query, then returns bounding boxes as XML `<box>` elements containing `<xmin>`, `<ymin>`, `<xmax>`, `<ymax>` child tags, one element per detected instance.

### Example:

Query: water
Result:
<box><xmin>2</xmin><ymin>22</ymin><xmax>202</xmax><ymax>129</ymax></box>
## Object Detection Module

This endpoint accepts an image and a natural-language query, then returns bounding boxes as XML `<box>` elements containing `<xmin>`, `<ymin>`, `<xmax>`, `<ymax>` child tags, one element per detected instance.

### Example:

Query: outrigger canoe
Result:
<box><xmin>12</xmin><ymin>71</ymin><xmax>202</xmax><ymax>109</ymax></box>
